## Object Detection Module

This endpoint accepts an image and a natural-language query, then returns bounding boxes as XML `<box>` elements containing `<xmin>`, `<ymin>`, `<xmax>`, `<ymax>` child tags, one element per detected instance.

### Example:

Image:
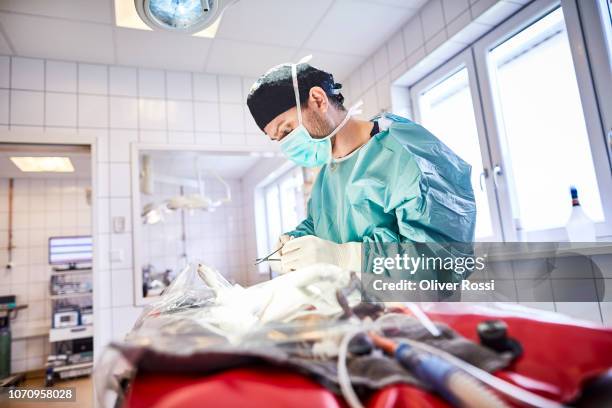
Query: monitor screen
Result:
<box><xmin>49</xmin><ymin>236</ymin><xmax>93</xmax><ymax>266</ymax></box>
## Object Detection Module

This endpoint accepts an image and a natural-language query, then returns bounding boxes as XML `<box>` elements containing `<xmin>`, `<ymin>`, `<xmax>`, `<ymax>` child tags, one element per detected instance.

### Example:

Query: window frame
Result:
<box><xmin>473</xmin><ymin>0</ymin><xmax>612</xmax><ymax>241</ymax></box>
<box><xmin>261</xmin><ymin>165</ymin><xmax>305</xmax><ymax>255</ymax></box>
<box><xmin>410</xmin><ymin>49</ymin><xmax>505</xmax><ymax>242</ymax></box>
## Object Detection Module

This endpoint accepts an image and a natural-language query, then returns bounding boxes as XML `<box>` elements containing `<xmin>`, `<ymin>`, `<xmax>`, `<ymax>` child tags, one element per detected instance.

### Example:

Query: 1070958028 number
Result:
<box><xmin>4</xmin><ymin>387</ymin><xmax>76</xmax><ymax>401</ymax></box>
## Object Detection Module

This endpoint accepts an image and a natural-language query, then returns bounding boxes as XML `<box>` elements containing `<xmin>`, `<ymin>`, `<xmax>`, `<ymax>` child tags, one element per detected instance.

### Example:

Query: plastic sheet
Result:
<box><xmin>96</xmin><ymin>263</ymin><xmax>364</xmax><ymax>406</ymax></box>
<box><xmin>96</xmin><ymin>263</ymin><xmax>601</xmax><ymax>408</ymax></box>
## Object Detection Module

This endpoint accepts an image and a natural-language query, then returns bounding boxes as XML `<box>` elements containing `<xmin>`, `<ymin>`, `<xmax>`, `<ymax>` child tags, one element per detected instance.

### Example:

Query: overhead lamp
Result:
<box><xmin>10</xmin><ymin>157</ymin><xmax>74</xmax><ymax>173</ymax></box>
<box><xmin>119</xmin><ymin>0</ymin><xmax>237</xmax><ymax>37</ymax></box>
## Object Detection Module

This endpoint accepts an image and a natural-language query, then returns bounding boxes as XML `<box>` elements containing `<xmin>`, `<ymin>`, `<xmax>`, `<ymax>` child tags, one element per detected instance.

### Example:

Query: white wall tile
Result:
<box><xmin>95</xmin><ymin>269</ymin><xmax>112</xmax><ymax>309</ymax></box>
<box><xmin>11</xmin><ymin>57</ymin><xmax>44</xmax><ymax>90</ymax></box>
<box><xmin>242</xmin><ymin>77</ymin><xmax>257</xmax><ymax>99</ymax></box>
<box><xmin>0</xmin><ymin>89</ymin><xmax>8</xmax><ymax>124</ymax></box>
<box><xmin>110</xmin><ymin>197</ymin><xmax>132</xmax><ymax>233</ymax></box>
<box><xmin>195</xmin><ymin>132</ymin><xmax>221</xmax><ymax>145</ymax></box>
<box><xmin>167</xmin><ymin>100</ymin><xmax>193</xmax><ymax>131</ymax></box>
<box><xmin>247</xmin><ymin>133</ymin><xmax>276</xmax><ymax>148</ymax></box>
<box><xmin>194</xmin><ymin>102</ymin><xmax>220</xmax><ymax>132</ymax></box>
<box><xmin>0</xmin><ymin>56</ymin><xmax>9</xmax><ymax>88</ymax></box>
<box><xmin>46</xmin><ymin>60</ymin><xmax>77</xmax><ymax>93</ymax></box>
<box><xmin>78</xmin><ymin>63</ymin><xmax>107</xmax><ymax>94</ymax></box>
<box><xmin>376</xmin><ymin>76</ymin><xmax>391</xmax><ymax>111</ymax></box>
<box><xmin>110</xmin><ymin>97</ymin><xmax>138</xmax><ymax>129</ymax></box>
<box><xmin>97</xmin><ymin>234</ymin><xmax>111</xmax><ymax>272</ymax></box>
<box><xmin>166</xmin><ymin>71</ymin><xmax>192</xmax><ymax>100</ymax></box>
<box><xmin>373</xmin><ymin>47</ymin><xmax>390</xmax><ymax>81</ymax></box>
<box><xmin>139</xmin><ymin>130</ymin><xmax>167</xmax><ymax>143</ymax></box>
<box><xmin>218</xmin><ymin>75</ymin><xmax>243</xmax><ymax>103</ymax></box>
<box><xmin>78</xmin><ymin>128</ymin><xmax>108</xmax><ymax>162</ymax></box>
<box><xmin>362</xmin><ymin>86</ymin><xmax>380</xmax><ymax>120</ymax></box>
<box><xmin>222</xmin><ymin>133</ymin><xmax>246</xmax><ymax>145</ymax></box>
<box><xmin>97</xmin><ymin>163</ymin><xmax>109</xmax><ymax>198</ymax></box>
<box><xmin>109</xmin><ymin>66</ymin><xmax>137</xmax><ymax>96</ymax></box>
<box><xmin>111</xmin><ymin>268</ymin><xmax>134</xmax><ymax>307</ymax></box>
<box><xmin>425</xmin><ymin>29</ymin><xmax>448</xmax><ymax>54</ymax></box>
<box><xmin>10</xmin><ymin>90</ymin><xmax>44</xmax><ymax>125</ymax></box>
<box><xmin>244</xmin><ymin>107</ymin><xmax>260</xmax><ymax>134</ymax></box>
<box><xmin>78</xmin><ymin>94</ymin><xmax>108</xmax><ymax>128</ymax></box>
<box><xmin>109</xmin><ymin>129</ymin><xmax>137</xmax><ymax>162</ymax></box>
<box><xmin>347</xmin><ymin>70</ymin><xmax>363</xmax><ymax>100</ymax></box>
<box><xmin>420</xmin><ymin>0</ymin><xmax>445</xmax><ymax>40</ymax></box>
<box><xmin>193</xmin><ymin>73</ymin><xmax>218</xmax><ymax>101</ymax></box>
<box><xmin>138</xmin><ymin>98</ymin><xmax>166</xmax><ymax>130</ymax></box>
<box><xmin>168</xmin><ymin>131</ymin><xmax>195</xmax><ymax>144</ymax></box>
<box><xmin>110</xmin><ymin>233</ymin><xmax>133</xmax><ymax>269</ymax></box>
<box><xmin>45</xmin><ymin>92</ymin><xmax>77</xmax><ymax>127</ymax></box>
<box><xmin>360</xmin><ymin>59</ymin><xmax>376</xmax><ymax>91</ymax></box>
<box><xmin>96</xmin><ymin>198</ymin><xmax>110</xmax><ymax>235</ymax></box>
<box><xmin>109</xmin><ymin>163</ymin><xmax>131</xmax><ymax>197</ymax></box>
<box><xmin>446</xmin><ymin>10</ymin><xmax>472</xmax><ymax>41</ymax></box>
<box><xmin>442</xmin><ymin>0</ymin><xmax>470</xmax><ymax>24</ymax></box>
<box><xmin>219</xmin><ymin>104</ymin><xmax>245</xmax><ymax>133</ymax></box>
<box><xmin>387</xmin><ymin>31</ymin><xmax>406</xmax><ymax>70</ymax></box>
<box><xmin>402</xmin><ymin>15</ymin><xmax>425</xmax><ymax>56</ymax></box>
<box><xmin>138</xmin><ymin>68</ymin><xmax>165</xmax><ymax>98</ymax></box>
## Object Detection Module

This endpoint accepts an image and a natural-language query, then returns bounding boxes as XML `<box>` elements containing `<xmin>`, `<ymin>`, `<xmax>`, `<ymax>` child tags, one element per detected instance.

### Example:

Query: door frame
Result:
<box><xmin>0</xmin><ymin>129</ymin><xmax>100</xmax><ymax>366</ymax></box>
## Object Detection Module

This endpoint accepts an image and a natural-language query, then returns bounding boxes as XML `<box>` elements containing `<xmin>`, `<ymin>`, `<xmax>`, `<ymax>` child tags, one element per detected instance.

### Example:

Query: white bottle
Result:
<box><xmin>565</xmin><ymin>186</ymin><xmax>597</xmax><ymax>242</ymax></box>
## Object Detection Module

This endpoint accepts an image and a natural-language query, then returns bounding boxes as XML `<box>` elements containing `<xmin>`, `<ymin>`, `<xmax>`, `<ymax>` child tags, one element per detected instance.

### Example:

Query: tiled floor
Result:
<box><xmin>5</xmin><ymin>374</ymin><xmax>92</xmax><ymax>408</ymax></box>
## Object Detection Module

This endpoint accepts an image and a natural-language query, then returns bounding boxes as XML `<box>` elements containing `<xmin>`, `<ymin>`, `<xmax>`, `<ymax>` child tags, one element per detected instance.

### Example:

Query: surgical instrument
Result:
<box><xmin>254</xmin><ymin>246</ymin><xmax>283</xmax><ymax>265</ymax></box>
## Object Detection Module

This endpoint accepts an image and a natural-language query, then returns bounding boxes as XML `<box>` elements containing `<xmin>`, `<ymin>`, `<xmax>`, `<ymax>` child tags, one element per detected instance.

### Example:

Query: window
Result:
<box><xmin>410</xmin><ymin>0</ymin><xmax>612</xmax><ymax>242</ymax></box>
<box><xmin>262</xmin><ymin>167</ymin><xmax>306</xmax><ymax>253</ymax></box>
<box><xmin>487</xmin><ymin>8</ymin><xmax>604</xmax><ymax>233</ymax></box>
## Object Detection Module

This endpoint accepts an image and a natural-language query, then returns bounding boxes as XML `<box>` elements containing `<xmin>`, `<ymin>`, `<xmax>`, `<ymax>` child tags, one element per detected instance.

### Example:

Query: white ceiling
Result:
<box><xmin>143</xmin><ymin>150</ymin><xmax>275</xmax><ymax>180</ymax></box>
<box><xmin>0</xmin><ymin>0</ymin><xmax>426</xmax><ymax>79</ymax></box>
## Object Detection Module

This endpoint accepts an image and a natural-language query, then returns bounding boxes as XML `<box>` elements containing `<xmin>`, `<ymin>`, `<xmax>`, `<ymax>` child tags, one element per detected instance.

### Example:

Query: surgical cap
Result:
<box><xmin>246</xmin><ymin>63</ymin><xmax>344</xmax><ymax>132</ymax></box>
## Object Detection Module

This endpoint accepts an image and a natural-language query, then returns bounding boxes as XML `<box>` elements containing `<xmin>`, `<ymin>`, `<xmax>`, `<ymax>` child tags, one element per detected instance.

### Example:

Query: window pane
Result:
<box><xmin>419</xmin><ymin>67</ymin><xmax>494</xmax><ymax>239</ymax></box>
<box><xmin>279</xmin><ymin>168</ymin><xmax>305</xmax><ymax>232</ymax></box>
<box><xmin>264</xmin><ymin>185</ymin><xmax>281</xmax><ymax>251</ymax></box>
<box><xmin>489</xmin><ymin>8</ymin><xmax>604</xmax><ymax>232</ymax></box>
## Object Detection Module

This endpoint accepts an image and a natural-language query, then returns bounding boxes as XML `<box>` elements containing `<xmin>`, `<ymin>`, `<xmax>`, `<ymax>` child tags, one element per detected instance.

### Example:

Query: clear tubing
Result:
<box><xmin>337</xmin><ymin>328</ymin><xmax>366</xmax><ymax>408</ymax></box>
<box><xmin>447</xmin><ymin>369</ymin><xmax>509</xmax><ymax>408</ymax></box>
<box><xmin>375</xmin><ymin>316</ymin><xmax>566</xmax><ymax>408</ymax></box>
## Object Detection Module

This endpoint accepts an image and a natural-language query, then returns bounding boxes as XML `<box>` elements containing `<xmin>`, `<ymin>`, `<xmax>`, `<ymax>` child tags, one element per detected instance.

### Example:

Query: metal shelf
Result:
<box><xmin>51</xmin><ymin>269</ymin><xmax>92</xmax><ymax>277</ymax></box>
<box><xmin>52</xmin><ymin>361</ymin><xmax>93</xmax><ymax>373</ymax></box>
<box><xmin>50</xmin><ymin>292</ymin><xmax>92</xmax><ymax>300</ymax></box>
<box><xmin>49</xmin><ymin>325</ymin><xmax>94</xmax><ymax>342</ymax></box>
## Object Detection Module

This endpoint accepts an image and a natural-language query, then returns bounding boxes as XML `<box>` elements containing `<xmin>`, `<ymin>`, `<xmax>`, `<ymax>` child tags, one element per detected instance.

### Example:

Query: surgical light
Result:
<box><xmin>10</xmin><ymin>157</ymin><xmax>74</xmax><ymax>173</ymax></box>
<box><xmin>132</xmin><ymin>0</ymin><xmax>237</xmax><ymax>35</ymax></box>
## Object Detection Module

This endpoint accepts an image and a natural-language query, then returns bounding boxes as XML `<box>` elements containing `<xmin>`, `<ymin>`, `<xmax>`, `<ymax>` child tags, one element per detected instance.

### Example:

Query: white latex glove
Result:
<box><xmin>280</xmin><ymin>235</ymin><xmax>361</xmax><ymax>274</ymax></box>
<box><xmin>268</xmin><ymin>234</ymin><xmax>292</xmax><ymax>275</ymax></box>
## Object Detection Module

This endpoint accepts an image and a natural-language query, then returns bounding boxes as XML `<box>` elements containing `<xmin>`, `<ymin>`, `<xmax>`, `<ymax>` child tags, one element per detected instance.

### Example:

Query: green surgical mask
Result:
<box><xmin>280</xmin><ymin>57</ymin><xmax>362</xmax><ymax>168</ymax></box>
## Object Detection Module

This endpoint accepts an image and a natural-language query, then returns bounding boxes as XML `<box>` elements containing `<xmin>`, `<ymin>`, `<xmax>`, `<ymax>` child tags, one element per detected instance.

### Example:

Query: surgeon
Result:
<box><xmin>246</xmin><ymin>57</ymin><xmax>476</xmax><ymax>275</ymax></box>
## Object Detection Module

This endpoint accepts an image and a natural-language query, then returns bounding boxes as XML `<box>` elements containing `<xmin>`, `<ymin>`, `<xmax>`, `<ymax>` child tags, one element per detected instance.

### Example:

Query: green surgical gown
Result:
<box><xmin>286</xmin><ymin>113</ymin><xmax>476</xmax><ymax>245</ymax></box>
<box><xmin>285</xmin><ymin>113</ymin><xmax>476</xmax><ymax>291</ymax></box>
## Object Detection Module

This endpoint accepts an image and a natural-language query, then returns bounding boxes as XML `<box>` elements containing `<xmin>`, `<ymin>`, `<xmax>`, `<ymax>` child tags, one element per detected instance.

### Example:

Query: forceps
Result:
<box><xmin>254</xmin><ymin>245</ymin><xmax>283</xmax><ymax>265</ymax></box>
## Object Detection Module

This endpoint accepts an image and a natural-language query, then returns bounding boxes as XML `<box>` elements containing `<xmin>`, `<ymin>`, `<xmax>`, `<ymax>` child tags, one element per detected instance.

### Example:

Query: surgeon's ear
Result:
<box><xmin>308</xmin><ymin>86</ymin><xmax>329</xmax><ymax>113</ymax></box>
